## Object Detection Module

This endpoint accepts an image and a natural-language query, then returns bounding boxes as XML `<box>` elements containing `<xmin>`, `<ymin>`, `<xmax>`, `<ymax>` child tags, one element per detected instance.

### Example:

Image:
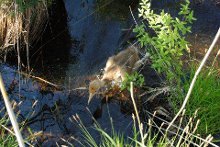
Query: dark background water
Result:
<box><xmin>31</xmin><ymin>0</ymin><xmax>220</xmax><ymax>86</ymax></box>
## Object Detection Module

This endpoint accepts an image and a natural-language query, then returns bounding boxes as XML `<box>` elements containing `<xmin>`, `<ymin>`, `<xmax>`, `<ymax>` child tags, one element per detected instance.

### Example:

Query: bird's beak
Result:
<box><xmin>88</xmin><ymin>93</ymin><xmax>95</xmax><ymax>104</ymax></box>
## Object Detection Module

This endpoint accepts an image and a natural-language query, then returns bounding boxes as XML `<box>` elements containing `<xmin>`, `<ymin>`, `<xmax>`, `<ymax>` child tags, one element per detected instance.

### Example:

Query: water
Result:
<box><xmin>63</xmin><ymin>0</ymin><xmax>138</xmax><ymax>89</ymax></box>
<box><xmin>1</xmin><ymin>0</ymin><xmax>138</xmax><ymax>146</ymax></box>
<box><xmin>43</xmin><ymin>0</ymin><xmax>220</xmax><ymax>86</ymax></box>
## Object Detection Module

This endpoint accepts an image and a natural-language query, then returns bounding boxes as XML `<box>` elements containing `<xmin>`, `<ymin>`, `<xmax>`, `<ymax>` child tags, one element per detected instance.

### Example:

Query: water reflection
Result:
<box><xmin>64</xmin><ymin>0</ymin><xmax>136</xmax><ymax>89</ymax></box>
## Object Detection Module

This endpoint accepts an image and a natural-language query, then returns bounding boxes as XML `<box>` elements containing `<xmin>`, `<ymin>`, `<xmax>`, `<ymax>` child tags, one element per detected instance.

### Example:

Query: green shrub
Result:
<box><xmin>121</xmin><ymin>72</ymin><xmax>145</xmax><ymax>91</ymax></box>
<box><xmin>133</xmin><ymin>0</ymin><xmax>220</xmax><ymax>137</ymax></box>
<box><xmin>134</xmin><ymin>0</ymin><xmax>196</xmax><ymax>80</ymax></box>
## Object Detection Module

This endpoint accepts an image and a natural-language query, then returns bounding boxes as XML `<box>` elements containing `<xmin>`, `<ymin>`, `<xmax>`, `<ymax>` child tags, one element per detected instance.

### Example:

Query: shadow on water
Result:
<box><xmin>63</xmin><ymin>0</ymin><xmax>139</xmax><ymax>88</ymax></box>
<box><xmin>1</xmin><ymin>0</ymin><xmax>220</xmax><ymax>146</ymax></box>
<box><xmin>31</xmin><ymin>0</ymin><xmax>220</xmax><ymax>85</ymax></box>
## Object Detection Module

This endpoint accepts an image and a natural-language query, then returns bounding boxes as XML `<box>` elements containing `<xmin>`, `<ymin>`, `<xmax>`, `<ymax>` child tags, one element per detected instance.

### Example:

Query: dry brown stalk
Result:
<box><xmin>130</xmin><ymin>82</ymin><xmax>146</xmax><ymax>146</ymax></box>
<box><xmin>0</xmin><ymin>1</ymin><xmax>48</xmax><ymax>59</ymax></box>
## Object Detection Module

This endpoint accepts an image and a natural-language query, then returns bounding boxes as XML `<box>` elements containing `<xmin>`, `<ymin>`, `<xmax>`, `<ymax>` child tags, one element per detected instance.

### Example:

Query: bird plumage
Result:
<box><xmin>88</xmin><ymin>46</ymin><xmax>149</xmax><ymax>104</ymax></box>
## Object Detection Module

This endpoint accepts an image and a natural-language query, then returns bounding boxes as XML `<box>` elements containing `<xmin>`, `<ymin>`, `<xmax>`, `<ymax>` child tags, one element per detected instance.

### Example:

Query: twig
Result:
<box><xmin>14</xmin><ymin>0</ymin><xmax>21</xmax><ymax>99</ymax></box>
<box><xmin>167</xmin><ymin>27</ymin><xmax>220</xmax><ymax>131</ymax></box>
<box><xmin>129</xmin><ymin>6</ymin><xmax>138</xmax><ymax>25</ymax></box>
<box><xmin>16</xmin><ymin>70</ymin><xmax>87</xmax><ymax>91</ymax></box>
<box><xmin>30</xmin><ymin>75</ymin><xmax>60</xmax><ymax>88</ymax></box>
<box><xmin>130</xmin><ymin>82</ymin><xmax>145</xmax><ymax>146</ymax></box>
<box><xmin>69</xmin><ymin>87</ymin><xmax>87</xmax><ymax>91</ymax></box>
<box><xmin>16</xmin><ymin>70</ymin><xmax>63</xmax><ymax>89</ymax></box>
<box><xmin>25</xmin><ymin>8</ymin><xmax>31</xmax><ymax>73</ymax></box>
<box><xmin>0</xmin><ymin>74</ymin><xmax>25</xmax><ymax>147</ymax></box>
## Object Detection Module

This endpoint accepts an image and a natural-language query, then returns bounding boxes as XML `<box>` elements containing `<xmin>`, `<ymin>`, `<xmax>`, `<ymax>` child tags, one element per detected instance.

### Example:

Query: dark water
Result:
<box><xmin>63</xmin><ymin>0</ymin><xmax>138</xmax><ymax>89</ymax></box>
<box><xmin>1</xmin><ymin>0</ymin><xmax>138</xmax><ymax>146</ymax></box>
<box><xmin>1</xmin><ymin>0</ymin><xmax>220</xmax><ymax>146</ymax></box>
<box><xmin>39</xmin><ymin>0</ymin><xmax>220</xmax><ymax>85</ymax></box>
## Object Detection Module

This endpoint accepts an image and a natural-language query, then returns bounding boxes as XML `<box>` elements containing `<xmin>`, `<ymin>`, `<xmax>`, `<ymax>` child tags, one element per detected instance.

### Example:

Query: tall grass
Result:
<box><xmin>167</xmin><ymin>27</ymin><xmax>220</xmax><ymax>135</ymax></box>
<box><xmin>0</xmin><ymin>111</ymin><xmax>18</xmax><ymax>147</ymax></box>
<box><xmin>168</xmin><ymin>28</ymin><xmax>220</xmax><ymax>136</ymax></box>
<box><xmin>170</xmin><ymin>65</ymin><xmax>220</xmax><ymax>136</ymax></box>
<box><xmin>70</xmin><ymin>104</ymin><xmax>217</xmax><ymax>146</ymax></box>
<box><xmin>0</xmin><ymin>108</ymin><xmax>34</xmax><ymax>147</ymax></box>
<box><xmin>0</xmin><ymin>74</ymin><xmax>25</xmax><ymax>146</ymax></box>
<box><xmin>0</xmin><ymin>0</ymin><xmax>48</xmax><ymax>63</ymax></box>
<box><xmin>65</xmin><ymin>82</ymin><xmax>218</xmax><ymax>147</ymax></box>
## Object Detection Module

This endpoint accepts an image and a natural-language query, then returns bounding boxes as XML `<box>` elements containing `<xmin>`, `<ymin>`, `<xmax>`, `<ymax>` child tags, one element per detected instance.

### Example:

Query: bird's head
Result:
<box><xmin>88</xmin><ymin>79</ymin><xmax>105</xmax><ymax>104</ymax></box>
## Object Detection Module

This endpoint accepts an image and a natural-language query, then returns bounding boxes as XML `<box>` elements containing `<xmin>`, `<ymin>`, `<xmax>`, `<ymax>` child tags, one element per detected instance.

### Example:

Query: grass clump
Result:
<box><xmin>0</xmin><ymin>127</ymin><xmax>18</xmax><ymax>147</ymax></box>
<box><xmin>0</xmin><ymin>112</ymin><xmax>18</xmax><ymax>147</ymax></box>
<box><xmin>0</xmin><ymin>134</ymin><xmax>17</xmax><ymax>147</ymax></box>
<box><xmin>0</xmin><ymin>105</ymin><xmax>36</xmax><ymax>146</ymax></box>
<box><xmin>72</xmin><ymin>114</ymin><xmax>133</xmax><ymax>147</ymax></box>
<box><xmin>178</xmin><ymin>66</ymin><xmax>220</xmax><ymax>135</ymax></box>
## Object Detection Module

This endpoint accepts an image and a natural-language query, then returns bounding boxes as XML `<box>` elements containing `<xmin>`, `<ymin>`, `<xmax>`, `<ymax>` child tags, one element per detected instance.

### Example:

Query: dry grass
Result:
<box><xmin>0</xmin><ymin>1</ymin><xmax>48</xmax><ymax>60</ymax></box>
<box><xmin>0</xmin><ymin>3</ymin><xmax>22</xmax><ymax>51</ymax></box>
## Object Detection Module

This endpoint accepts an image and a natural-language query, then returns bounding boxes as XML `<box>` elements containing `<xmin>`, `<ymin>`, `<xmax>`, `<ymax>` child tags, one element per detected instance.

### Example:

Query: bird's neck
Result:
<box><xmin>100</xmin><ymin>79</ymin><xmax>108</xmax><ymax>86</ymax></box>
<box><xmin>101</xmin><ymin>78</ymin><xmax>113</xmax><ymax>87</ymax></box>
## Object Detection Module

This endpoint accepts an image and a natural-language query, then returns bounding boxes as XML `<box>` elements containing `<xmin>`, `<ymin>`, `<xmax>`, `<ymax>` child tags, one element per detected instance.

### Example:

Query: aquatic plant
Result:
<box><xmin>95</xmin><ymin>0</ymin><xmax>134</xmax><ymax>20</ymax></box>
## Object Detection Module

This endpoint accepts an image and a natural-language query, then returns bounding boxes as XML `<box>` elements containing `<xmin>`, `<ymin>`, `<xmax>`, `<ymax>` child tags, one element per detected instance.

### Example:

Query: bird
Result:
<box><xmin>88</xmin><ymin>45</ymin><xmax>149</xmax><ymax>104</ymax></box>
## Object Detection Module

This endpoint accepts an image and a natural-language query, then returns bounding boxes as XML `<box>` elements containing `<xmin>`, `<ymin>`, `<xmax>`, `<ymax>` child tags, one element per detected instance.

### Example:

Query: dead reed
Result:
<box><xmin>0</xmin><ymin>1</ymin><xmax>48</xmax><ymax>63</ymax></box>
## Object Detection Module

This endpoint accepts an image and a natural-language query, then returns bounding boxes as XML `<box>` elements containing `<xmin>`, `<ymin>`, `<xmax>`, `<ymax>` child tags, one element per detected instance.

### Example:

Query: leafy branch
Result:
<box><xmin>134</xmin><ymin>0</ymin><xmax>196</xmax><ymax>79</ymax></box>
